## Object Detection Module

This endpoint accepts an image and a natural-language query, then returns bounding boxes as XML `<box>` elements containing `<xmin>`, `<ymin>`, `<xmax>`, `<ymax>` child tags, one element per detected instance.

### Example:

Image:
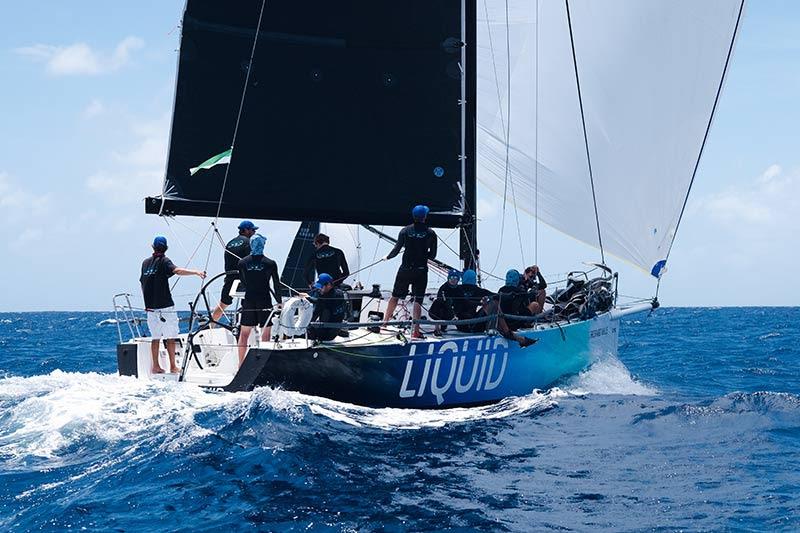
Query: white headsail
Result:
<box><xmin>477</xmin><ymin>0</ymin><xmax>744</xmax><ymax>276</ymax></box>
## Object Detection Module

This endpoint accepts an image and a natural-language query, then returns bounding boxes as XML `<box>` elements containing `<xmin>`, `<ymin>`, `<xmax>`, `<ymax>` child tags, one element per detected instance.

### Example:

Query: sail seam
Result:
<box><xmin>565</xmin><ymin>0</ymin><xmax>605</xmax><ymax>265</ymax></box>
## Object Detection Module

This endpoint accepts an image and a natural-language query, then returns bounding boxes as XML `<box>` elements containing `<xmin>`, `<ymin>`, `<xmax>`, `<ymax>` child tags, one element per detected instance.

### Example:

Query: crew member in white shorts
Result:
<box><xmin>140</xmin><ymin>236</ymin><xmax>206</xmax><ymax>374</ymax></box>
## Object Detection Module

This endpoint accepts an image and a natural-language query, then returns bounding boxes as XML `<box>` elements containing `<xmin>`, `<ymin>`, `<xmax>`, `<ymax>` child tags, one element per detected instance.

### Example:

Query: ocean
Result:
<box><xmin>0</xmin><ymin>308</ymin><xmax>798</xmax><ymax>531</ymax></box>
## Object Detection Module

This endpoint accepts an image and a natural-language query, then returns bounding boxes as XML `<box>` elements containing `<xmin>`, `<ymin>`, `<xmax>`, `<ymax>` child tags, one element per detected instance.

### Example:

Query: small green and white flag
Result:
<box><xmin>189</xmin><ymin>148</ymin><xmax>232</xmax><ymax>176</ymax></box>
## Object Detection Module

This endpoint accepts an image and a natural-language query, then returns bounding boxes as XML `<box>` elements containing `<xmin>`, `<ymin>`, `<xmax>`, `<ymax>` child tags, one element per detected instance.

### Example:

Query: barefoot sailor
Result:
<box><xmin>381</xmin><ymin>205</ymin><xmax>437</xmax><ymax>339</ymax></box>
<box><xmin>139</xmin><ymin>236</ymin><xmax>206</xmax><ymax>374</ymax></box>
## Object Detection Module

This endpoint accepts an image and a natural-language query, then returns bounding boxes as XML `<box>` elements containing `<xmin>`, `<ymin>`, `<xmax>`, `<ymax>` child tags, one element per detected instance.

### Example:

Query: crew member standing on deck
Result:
<box><xmin>211</xmin><ymin>220</ymin><xmax>257</xmax><ymax>323</ymax></box>
<box><xmin>140</xmin><ymin>236</ymin><xmax>206</xmax><ymax>374</ymax></box>
<box><xmin>304</xmin><ymin>233</ymin><xmax>350</xmax><ymax>289</ymax></box>
<box><xmin>237</xmin><ymin>235</ymin><xmax>280</xmax><ymax>365</ymax></box>
<box><xmin>381</xmin><ymin>205</ymin><xmax>437</xmax><ymax>339</ymax></box>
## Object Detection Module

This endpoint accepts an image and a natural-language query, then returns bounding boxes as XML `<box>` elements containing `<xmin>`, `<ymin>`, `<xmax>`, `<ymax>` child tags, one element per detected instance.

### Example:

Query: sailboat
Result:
<box><xmin>116</xmin><ymin>0</ymin><xmax>744</xmax><ymax>408</ymax></box>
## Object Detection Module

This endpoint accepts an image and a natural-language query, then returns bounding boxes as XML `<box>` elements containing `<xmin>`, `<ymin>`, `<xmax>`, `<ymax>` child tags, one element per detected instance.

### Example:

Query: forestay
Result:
<box><xmin>477</xmin><ymin>0</ymin><xmax>743</xmax><ymax>275</ymax></box>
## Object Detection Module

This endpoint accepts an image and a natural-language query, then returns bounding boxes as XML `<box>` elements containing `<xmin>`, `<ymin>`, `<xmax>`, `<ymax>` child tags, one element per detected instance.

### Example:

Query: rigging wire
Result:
<box><xmin>661</xmin><ymin>0</ymin><xmax>745</xmax><ymax>282</ymax></box>
<box><xmin>202</xmin><ymin>0</ymin><xmax>269</xmax><ymax>273</ymax></box>
<box><xmin>534</xmin><ymin>0</ymin><xmax>540</xmax><ymax>265</ymax></box>
<box><xmin>565</xmin><ymin>0</ymin><xmax>605</xmax><ymax>266</ymax></box>
<box><xmin>485</xmin><ymin>0</ymin><xmax>525</xmax><ymax>271</ymax></box>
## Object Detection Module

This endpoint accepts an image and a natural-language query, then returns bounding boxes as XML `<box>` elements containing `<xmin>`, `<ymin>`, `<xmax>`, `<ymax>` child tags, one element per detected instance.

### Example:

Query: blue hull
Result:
<box><xmin>229</xmin><ymin>315</ymin><xmax>619</xmax><ymax>408</ymax></box>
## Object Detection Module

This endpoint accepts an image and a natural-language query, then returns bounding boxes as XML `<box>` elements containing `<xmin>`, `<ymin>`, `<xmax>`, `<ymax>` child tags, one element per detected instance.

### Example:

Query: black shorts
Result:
<box><xmin>240</xmin><ymin>299</ymin><xmax>272</xmax><ymax>327</ymax></box>
<box><xmin>392</xmin><ymin>268</ymin><xmax>428</xmax><ymax>303</ymax></box>
<box><xmin>220</xmin><ymin>275</ymin><xmax>237</xmax><ymax>305</ymax></box>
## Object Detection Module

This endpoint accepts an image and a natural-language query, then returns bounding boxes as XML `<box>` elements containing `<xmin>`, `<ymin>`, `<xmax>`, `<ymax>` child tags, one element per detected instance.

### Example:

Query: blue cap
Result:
<box><xmin>313</xmin><ymin>282</ymin><xmax>323</xmax><ymax>290</ymax></box>
<box><xmin>462</xmin><ymin>269</ymin><xmax>477</xmax><ymax>285</ymax></box>
<box><xmin>505</xmin><ymin>269</ymin><xmax>521</xmax><ymax>286</ymax></box>
<box><xmin>447</xmin><ymin>269</ymin><xmax>461</xmax><ymax>280</ymax></box>
<box><xmin>238</xmin><ymin>220</ymin><xmax>258</xmax><ymax>231</ymax></box>
<box><xmin>250</xmin><ymin>235</ymin><xmax>266</xmax><ymax>255</ymax></box>
<box><xmin>316</xmin><ymin>273</ymin><xmax>333</xmax><ymax>286</ymax></box>
<box><xmin>412</xmin><ymin>205</ymin><xmax>430</xmax><ymax>221</ymax></box>
<box><xmin>153</xmin><ymin>236</ymin><xmax>168</xmax><ymax>250</ymax></box>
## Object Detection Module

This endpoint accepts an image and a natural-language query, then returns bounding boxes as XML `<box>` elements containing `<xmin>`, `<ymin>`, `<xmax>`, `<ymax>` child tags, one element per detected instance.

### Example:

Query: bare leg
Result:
<box><xmin>165</xmin><ymin>339</ymin><xmax>179</xmax><ymax>373</ymax></box>
<box><xmin>382</xmin><ymin>297</ymin><xmax>399</xmax><ymax>326</ymax></box>
<box><xmin>238</xmin><ymin>326</ymin><xmax>252</xmax><ymax>366</ymax></box>
<box><xmin>260</xmin><ymin>325</ymin><xmax>272</xmax><ymax>342</ymax></box>
<box><xmin>537</xmin><ymin>289</ymin><xmax>546</xmax><ymax>311</ymax></box>
<box><xmin>412</xmin><ymin>301</ymin><xmax>423</xmax><ymax>338</ymax></box>
<box><xmin>151</xmin><ymin>340</ymin><xmax>164</xmax><ymax>373</ymax></box>
<box><xmin>211</xmin><ymin>302</ymin><xmax>229</xmax><ymax>324</ymax></box>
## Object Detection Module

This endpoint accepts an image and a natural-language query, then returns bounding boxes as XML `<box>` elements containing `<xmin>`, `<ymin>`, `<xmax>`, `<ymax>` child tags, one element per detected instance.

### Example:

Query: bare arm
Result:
<box><xmin>173</xmin><ymin>267</ymin><xmax>206</xmax><ymax>278</ymax></box>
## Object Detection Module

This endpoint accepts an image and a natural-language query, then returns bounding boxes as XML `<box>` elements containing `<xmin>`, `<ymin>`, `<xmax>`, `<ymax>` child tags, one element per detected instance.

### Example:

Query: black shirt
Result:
<box><xmin>520</xmin><ymin>272</ymin><xmax>547</xmax><ymax>292</ymax></box>
<box><xmin>386</xmin><ymin>223</ymin><xmax>437</xmax><ymax>270</ymax></box>
<box><xmin>311</xmin><ymin>288</ymin><xmax>346</xmax><ymax>323</ymax></box>
<box><xmin>238</xmin><ymin>254</ymin><xmax>280</xmax><ymax>306</ymax></box>
<box><xmin>224</xmin><ymin>234</ymin><xmax>251</xmax><ymax>275</ymax></box>
<box><xmin>436</xmin><ymin>281</ymin><xmax>461</xmax><ymax>301</ymax></box>
<box><xmin>454</xmin><ymin>284</ymin><xmax>494</xmax><ymax>318</ymax></box>
<box><xmin>498</xmin><ymin>285</ymin><xmax>532</xmax><ymax>316</ymax></box>
<box><xmin>140</xmin><ymin>254</ymin><xmax>177</xmax><ymax>309</ymax></box>
<box><xmin>304</xmin><ymin>244</ymin><xmax>350</xmax><ymax>285</ymax></box>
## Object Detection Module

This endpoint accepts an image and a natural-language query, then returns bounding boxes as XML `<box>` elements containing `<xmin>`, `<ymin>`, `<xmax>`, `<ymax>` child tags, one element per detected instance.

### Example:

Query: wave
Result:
<box><xmin>632</xmin><ymin>391</ymin><xmax>800</xmax><ymax>425</ymax></box>
<box><xmin>95</xmin><ymin>318</ymin><xmax>119</xmax><ymax>326</ymax></box>
<box><xmin>561</xmin><ymin>355</ymin><xmax>657</xmax><ymax>396</ymax></box>
<box><xmin>0</xmin><ymin>371</ymin><xmax>250</xmax><ymax>471</ymax></box>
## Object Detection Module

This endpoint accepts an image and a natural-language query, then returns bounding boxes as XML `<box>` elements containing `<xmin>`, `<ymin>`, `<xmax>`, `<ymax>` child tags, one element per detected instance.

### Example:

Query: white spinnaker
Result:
<box><xmin>477</xmin><ymin>0</ymin><xmax>743</xmax><ymax>275</ymax></box>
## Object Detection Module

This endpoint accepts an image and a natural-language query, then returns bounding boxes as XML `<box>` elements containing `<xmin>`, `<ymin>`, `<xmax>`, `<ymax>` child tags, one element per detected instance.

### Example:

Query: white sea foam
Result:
<box><xmin>562</xmin><ymin>355</ymin><xmax>657</xmax><ymax>396</ymax></box>
<box><xmin>246</xmin><ymin>387</ymin><xmax>558</xmax><ymax>431</ymax></box>
<box><xmin>0</xmin><ymin>370</ymin><xmax>250</xmax><ymax>469</ymax></box>
<box><xmin>96</xmin><ymin>318</ymin><xmax>119</xmax><ymax>326</ymax></box>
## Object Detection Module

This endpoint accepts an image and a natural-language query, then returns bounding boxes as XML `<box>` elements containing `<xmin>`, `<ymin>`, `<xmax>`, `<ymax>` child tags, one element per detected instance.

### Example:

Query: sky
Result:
<box><xmin>0</xmin><ymin>1</ymin><xmax>798</xmax><ymax>311</ymax></box>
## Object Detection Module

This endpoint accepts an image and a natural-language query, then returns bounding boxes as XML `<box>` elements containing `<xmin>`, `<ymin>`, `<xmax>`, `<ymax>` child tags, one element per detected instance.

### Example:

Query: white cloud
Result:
<box><xmin>15</xmin><ymin>36</ymin><xmax>144</xmax><ymax>76</ymax></box>
<box><xmin>0</xmin><ymin>172</ymin><xmax>51</xmax><ymax>214</ymax></box>
<box><xmin>696</xmin><ymin>163</ymin><xmax>799</xmax><ymax>226</ymax></box>
<box><xmin>86</xmin><ymin>113</ymin><xmax>169</xmax><ymax>203</ymax></box>
<box><xmin>82</xmin><ymin>99</ymin><xmax>105</xmax><ymax>119</ymax></box>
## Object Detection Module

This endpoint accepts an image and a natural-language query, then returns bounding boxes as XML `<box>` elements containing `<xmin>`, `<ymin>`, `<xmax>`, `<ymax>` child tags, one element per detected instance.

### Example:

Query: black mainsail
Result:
<box><xmin>148</xmin><ymin>0</ymin><xmax>473</xmax><ymax>231</ymax></box>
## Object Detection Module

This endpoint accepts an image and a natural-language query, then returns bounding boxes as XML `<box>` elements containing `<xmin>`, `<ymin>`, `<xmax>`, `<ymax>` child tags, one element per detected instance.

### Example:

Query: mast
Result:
<box><xmin>460</xmin><ymin>0</ymin><xmax>478</xmax><ymax>272</ymax></box>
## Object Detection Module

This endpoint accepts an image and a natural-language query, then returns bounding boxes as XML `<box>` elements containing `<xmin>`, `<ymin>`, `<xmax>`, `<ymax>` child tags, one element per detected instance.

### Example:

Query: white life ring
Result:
<box><xmin>277</xmin><ymin>297</ymin><xmax>314</xmax><ymax>336</ymax></box>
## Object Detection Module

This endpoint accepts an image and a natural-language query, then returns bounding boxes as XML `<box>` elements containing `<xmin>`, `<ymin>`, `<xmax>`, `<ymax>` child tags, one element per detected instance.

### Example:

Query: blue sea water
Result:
<box><xmin>0</xmin><ymin>308</ymin><xmax>798</xmax><ymax>532</ymax></box>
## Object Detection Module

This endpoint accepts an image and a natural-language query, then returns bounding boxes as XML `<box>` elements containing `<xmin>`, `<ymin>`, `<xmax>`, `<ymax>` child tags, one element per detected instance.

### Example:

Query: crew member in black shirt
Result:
<box><xmin>429</xmin><ymin>270</ymin><xmax>461</xmax><ymax>336</ymax></box>
<box><xmin>454</xmin><ymin>269</ymin><xmax>495</xmax><ymax>333</ymax></box>
<box><xmin>211</xmin><ymin>220</ymin><xmax>257</xmax><ymax>323</ymax></box>
<box><xmin>520</xmin><ymin>265</ymin><xmax>548</xmax><ymax>314</ymax></box>
<box><xmin>381</xmin><ymin>204</ymin><xmax>438</xmax><ymax>339</ymax></box>
<box><xmin>307</xmin><ymin>273</ymin><xmax>346</xmax><ymax>342</ymax></box>
<box><xmin>236</xmin><ymin>235</ymin><xmax>280</xmax><ymax>365</ymax></box>
<box><xmin>304</xmin><ymin>233</ymin><xmax>350</xmax><ymax>289</ymax></box>
<box><xmin>140</xmin><ymin>236</ymin><xmax>206</xmax><ymax>374</ymax></box>
<box><xmin>498</xmin><ymin>269</ymin><xmax>537</xmax><ymax>331</ymax></box>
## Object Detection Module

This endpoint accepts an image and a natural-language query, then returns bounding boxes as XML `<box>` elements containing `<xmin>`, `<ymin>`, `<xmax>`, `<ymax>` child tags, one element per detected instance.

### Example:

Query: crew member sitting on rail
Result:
<box><xmin>453</xmin><ymin>269</ymin><xmax>494</xmax><ymax>333</ymax></box>
<box><xmin>307</xmin><ymin>273</ymin><xmax>346</xmax><ymax>342</ymax></box>
<box><xmin>452</xmin><ymin>269</ymin><xmax>534</xmax><ymax>347</ymax></box>
<box><xmin>430</xmin><ymin>269</ymin><xmax>461</xmax><ymax>336</ymax></box>
<box><xmin>381</xmin><ymin>204</ymin><xmax>438</xmax><ymax>340</ymax></box>
<box><xmin>237</xmin><ymin>235</ymin><xmax>280</xmax><ymax>365</ymax></box>
<box><xmin>140</xmin><ymin>236</ymin><xmax>206</xmax><ymax>374</ymax></box>
<box><xmin>304</xmin><ymin>233</ymin><xmax>351</xmax><ymax>289</ymax></box>
<box><xmin>520</xmin><ymin>265</ymin><xmax>547</xmax><ymax>314</ymax></box>
<box><xmin>211</xmin><ymin>220</ymin><xmax>257</xmax><ymax>324</ymax></box>
<box><xmin>498</xmin><ymin>269</ymin><xmax>537</xmax><ymax>331</ymax></box>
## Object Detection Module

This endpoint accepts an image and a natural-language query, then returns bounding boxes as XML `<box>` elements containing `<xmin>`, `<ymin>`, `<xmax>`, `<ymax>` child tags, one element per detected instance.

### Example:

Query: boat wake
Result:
<box><xmin>0</xmin><ymin>353</ymin><xmax>656</xmax><ymax>461</ymax></box>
